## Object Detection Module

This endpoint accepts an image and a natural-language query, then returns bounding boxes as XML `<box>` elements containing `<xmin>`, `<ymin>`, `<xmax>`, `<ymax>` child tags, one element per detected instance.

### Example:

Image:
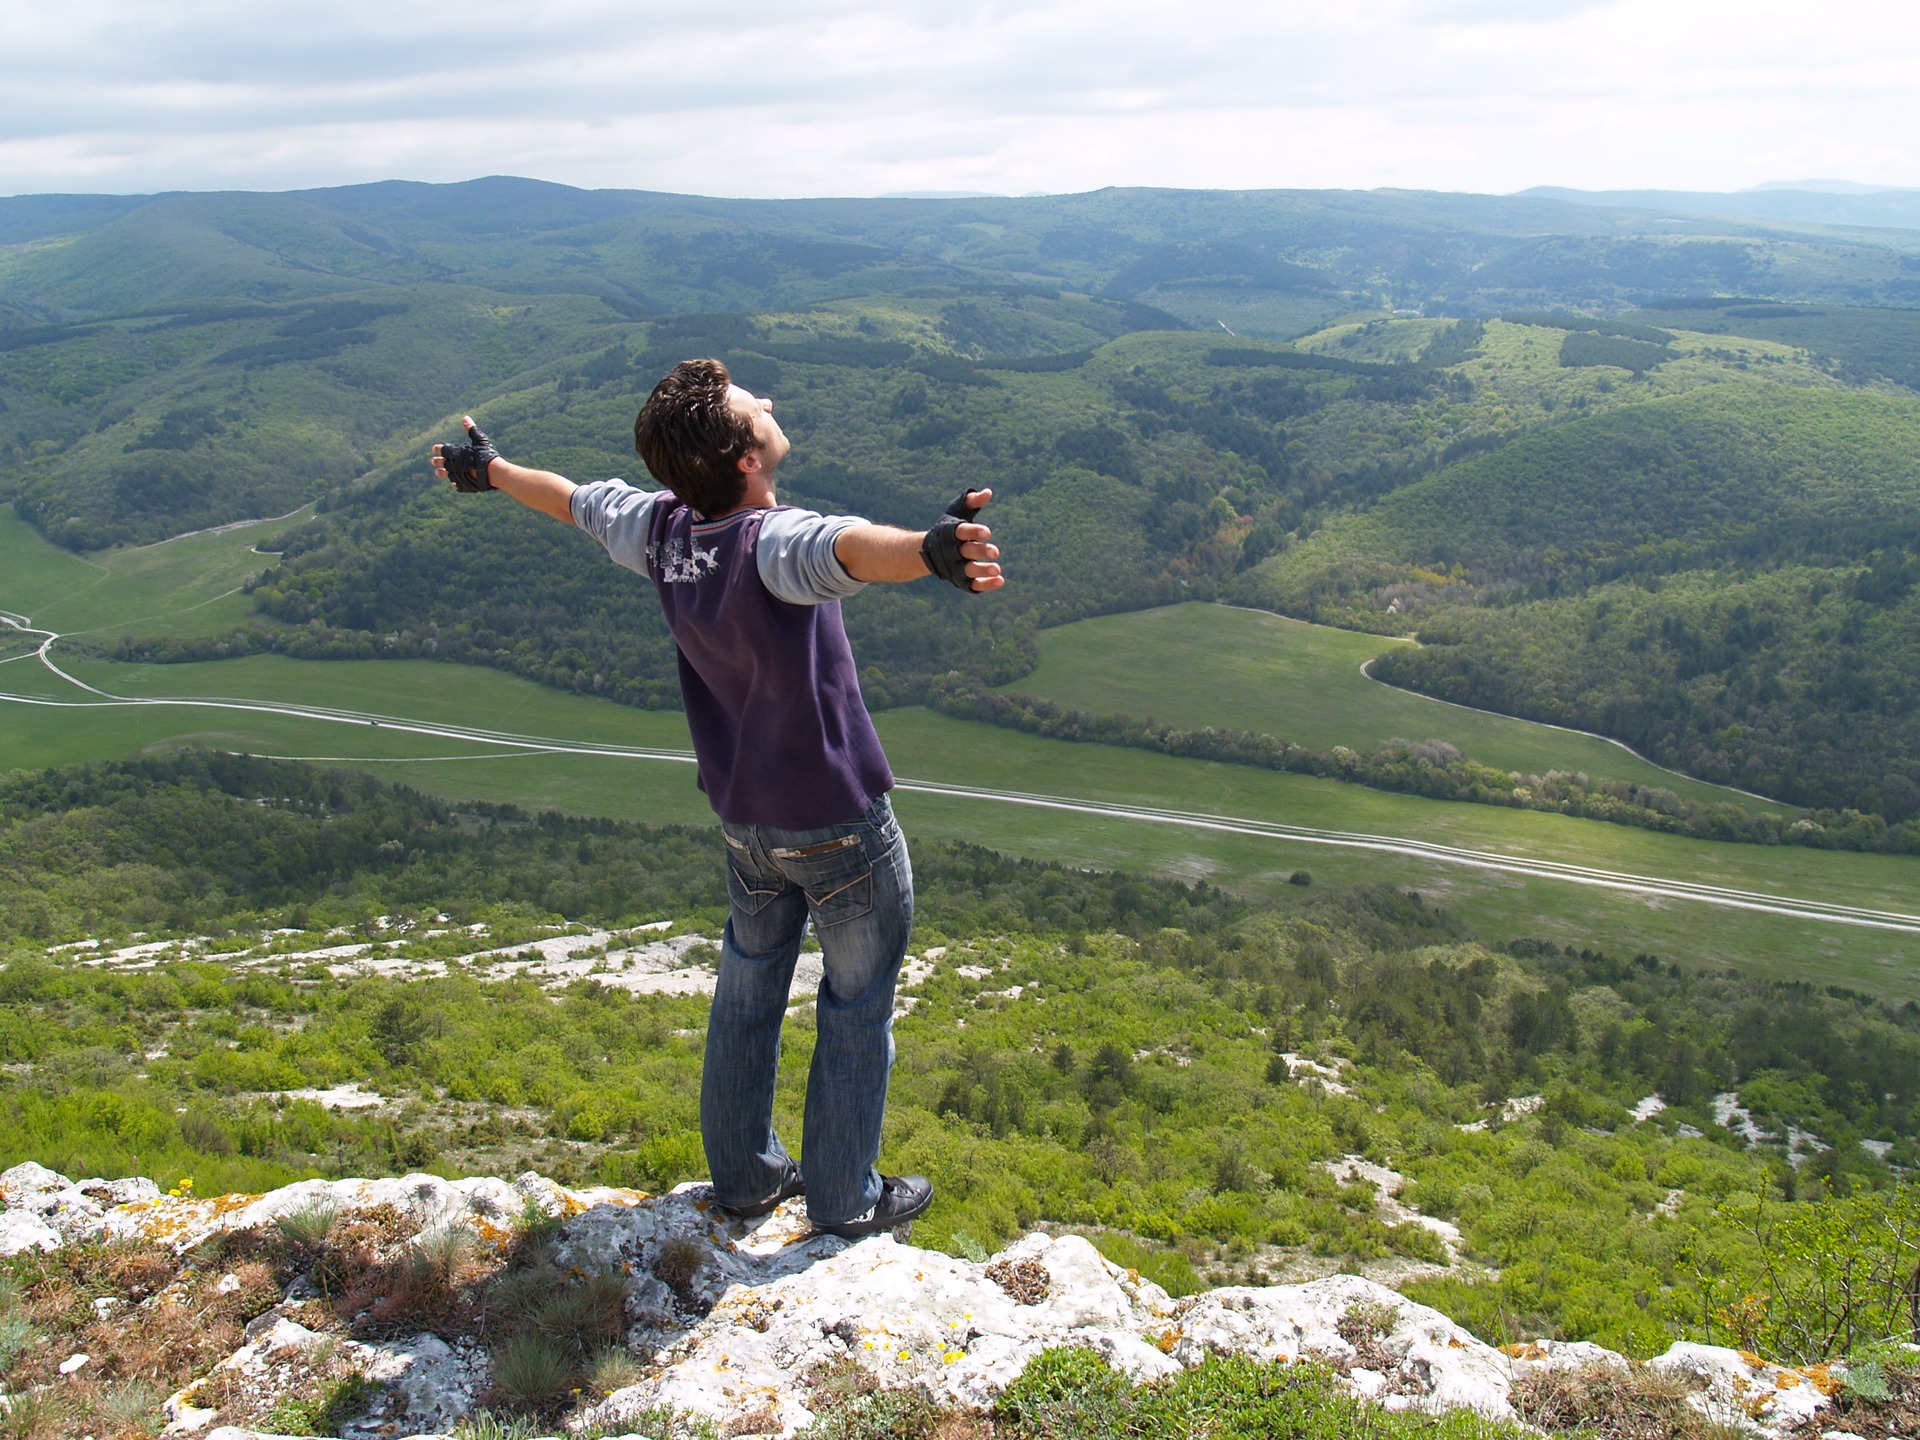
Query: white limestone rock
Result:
<box><xmin>0</xmin><ymin>1208</ymin><xmax>62</xmax><ymax>1255</ymax></box>
<box><xmin>582</xmin><ymin>1228</ymin><xmax>1182</xmax><ymax>1438</ymax></box>
<box><xmin>8</xmin><ymin>1163</ymin><xmax>1851</xmax><ymax>1440</ymax></box>
<box><xmin>1497</xmin><ymin>1336</ymin><xmax>1630</xmax><ymax>1373</ymax></box>
<box><xmin>0</xmin><ymin>1158</ymin><xmax>107</xmax><ymax>1243</ymax></box>
<box><xmin>1166</xmin><ymin>1274</ymin><xmax>1515</xmax><ymax>1419</ymax></box>
<box><xmin>106</xmin><ymin>1169</ymin><xmax>648</xmax><ymax>1254</ymax></box>
<box><xmin>0</xmin><ymin>1160</ymin><xmax>69</xmax><ymax>1206</ymax></box>
<box><xmin>1649</xmin><ymin>1340</ymin><xmax>1838</xmax><ymax>1434</ymax></box>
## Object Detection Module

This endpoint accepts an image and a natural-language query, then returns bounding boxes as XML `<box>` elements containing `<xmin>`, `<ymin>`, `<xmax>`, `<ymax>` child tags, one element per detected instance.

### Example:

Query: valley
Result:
<box><xmin>5</xmin><ymin>179</ymin><xmax>1920</xmax><ymax>1409</ymax></box>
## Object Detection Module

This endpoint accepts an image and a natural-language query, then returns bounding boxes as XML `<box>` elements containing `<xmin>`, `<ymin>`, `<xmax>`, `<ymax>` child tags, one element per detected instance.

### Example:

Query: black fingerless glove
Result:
<box><xmin>920</xmin><ymin>491</ymin><xmax>982</xmax><ymax>591</ymax></box>
<box><xmin>442</xmin><ymin>421</ymin><xmax>499</xmax><ymax>492</ymax></box>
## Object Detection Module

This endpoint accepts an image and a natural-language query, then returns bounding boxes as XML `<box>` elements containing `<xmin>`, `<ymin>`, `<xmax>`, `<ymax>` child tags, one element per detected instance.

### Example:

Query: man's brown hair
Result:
<box><xmin>633</xmin><ymin>358</ymin><xmax>759</xmax><ymax>516</ymax></box>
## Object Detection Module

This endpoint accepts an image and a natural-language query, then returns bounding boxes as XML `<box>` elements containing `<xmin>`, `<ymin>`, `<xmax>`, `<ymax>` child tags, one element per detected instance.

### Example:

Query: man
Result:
<box><xmin>431</xmin><ymin>357</ymin><xmax>1002</xmax><ymax>1238</ymax></box>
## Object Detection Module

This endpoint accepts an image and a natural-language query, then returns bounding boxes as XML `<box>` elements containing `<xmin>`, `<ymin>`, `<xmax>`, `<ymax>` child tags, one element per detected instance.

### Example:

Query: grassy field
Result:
<box><xmin>8</xmin><ymin>650</ymin><xmax>1919</xmax><ymax>996</ymax></box>
<box><xmin>1004</xmin><ymin>603</ymin><xmax>1784</xmax><ymax>812</ymax></box>
<box><xmin>0</xmin><ymin>505</ymin><xmax>309</xmax><ymax>640</ymax></box>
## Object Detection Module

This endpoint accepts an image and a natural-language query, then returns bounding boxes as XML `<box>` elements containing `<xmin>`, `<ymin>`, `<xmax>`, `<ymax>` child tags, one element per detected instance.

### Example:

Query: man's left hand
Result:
<box><xmin>922</xmin><ymin>488</ymin><xmax>1003</xmax><ymax>592</ymax></box>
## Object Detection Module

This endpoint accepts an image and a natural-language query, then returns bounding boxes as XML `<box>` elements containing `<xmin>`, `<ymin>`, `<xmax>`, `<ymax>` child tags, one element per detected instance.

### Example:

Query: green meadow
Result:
<box><xmin>0</xmin><ymin>503</ymin><xmax>311</xmax><ymax>640</ymax></box>
<box><xmin>1003</xmin><ymin>602</ymin><xmax>1780</xmax><ymax>811</ymax></box>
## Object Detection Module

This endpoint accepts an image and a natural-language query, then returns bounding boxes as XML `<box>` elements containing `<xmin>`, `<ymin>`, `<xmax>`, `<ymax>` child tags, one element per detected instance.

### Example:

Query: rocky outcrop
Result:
<box><xmin>0</xmin><ymin>1162</ymin><xmax>1870</xmax><ymax>1439</ymax></box>
<box><xmin>0</xmin><ymin>1159</ymin><xmax>159</xmax><ymax>1250</ymax></box>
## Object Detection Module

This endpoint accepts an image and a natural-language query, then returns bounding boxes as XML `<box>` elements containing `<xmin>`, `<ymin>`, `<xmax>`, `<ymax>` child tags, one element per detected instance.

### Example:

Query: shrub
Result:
<box><xmin>0</xmin><ymin>1311</ymin><xmax>36</xmax><ymax>1379</ymax></box>
<box><xmin>993</xmin><ymin>1346</ymin><xmax>1132</xmax><ymax>1437</ymax></box>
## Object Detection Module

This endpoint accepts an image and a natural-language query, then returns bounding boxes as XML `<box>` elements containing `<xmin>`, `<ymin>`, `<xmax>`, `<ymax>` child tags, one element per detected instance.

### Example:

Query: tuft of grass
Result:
<box><xmin>651</xmin><ymin>1237</ymin><xmax>707</xmax><ymax>1302</ymax></box>
<box><xmin>0</xmin><ymin>1389</ymin><xmax>70</xmax><ymax>1440</ymax></box>
<box><xmin>482</xmin><ymin>1263</ymin><xmax>555</xmax><ymax>1333</ymax></box>
<box><xmin>586</xmin><ymin>1344</ymin><xmax>644</xmax><ymax>1396</ymax></box>
<box><xmin>273</xmin><ymin>1198</ymin><xmax>340</xmax><ymax>1251</ymax></box>
<box><xmin>515</xmin><ymin>1196</ymin><xmax>565</xmax><ymax>1248</ymax></box>
<box><xmin>533</xmin><ymin>1272</ymin><xmax>628</xmax><ymax>1359</ymax></box>
<box><xmin>454</xmin><ymin>1410</ymin><xmax>546</xmax><ymax>1440</ymax></box>
<box><xmin>1511</xmin><ymin>1360</ymin><xmax>1744</xmax><ymax>1440</ymax></box>
<box><xmin>0</xmin><ymin>1312</ymin><xmax>38</xmax><ymax>1379</ymax></box>
<box><xmin>98</xmin><ymin>1379</ymin><xmax>167</xmax><ymax>1438</ymax></box>
<box><xmin>409</xmin><ymin>1223</ymin><xmax>477</xmax><ymax>1292</ymax></box>
<box><xmin>490</xmin><ymin>1331</ymin><xmax>574</xmax><ymax>1410</ymax></box>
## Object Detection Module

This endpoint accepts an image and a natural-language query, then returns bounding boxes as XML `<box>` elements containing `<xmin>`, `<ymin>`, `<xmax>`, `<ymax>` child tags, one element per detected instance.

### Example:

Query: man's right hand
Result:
<box><xmin>432</xmin><ymin>416</ymin><xmax>499</xmax><ymax>492</ymax></box>
<box><xmin>921</xmin><ymin>488</ymin><xmax>1003</xmax><ymax>592</ymax></box>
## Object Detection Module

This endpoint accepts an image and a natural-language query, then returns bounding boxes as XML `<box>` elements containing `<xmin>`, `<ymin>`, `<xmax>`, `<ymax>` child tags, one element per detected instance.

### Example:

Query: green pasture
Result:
<box><xmin>0</xmin><ymin>504</ymin><xmax>308</xmax><ymax>640</ymax></box>
<box><xmin>5</xmin><ymin>650</ymin><xmax>1917</xmax><ymax>996</ymax></box>
<box><xmin>1005</xmin><ymin>602</ymin><xmax>1783</xmax><ymax>812</ymax></box>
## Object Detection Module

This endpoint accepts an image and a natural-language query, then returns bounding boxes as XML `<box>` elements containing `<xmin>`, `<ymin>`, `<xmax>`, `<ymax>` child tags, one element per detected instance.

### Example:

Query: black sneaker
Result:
<box><xmin>815</xmin><ymin>1175</ymin><xmax>934</xmax><ymax>1239</ymax></box>
<box><xmin>712</xmin><ymin>1162</ymin><xmax>805</xmax><ymax>1220</ymax></box>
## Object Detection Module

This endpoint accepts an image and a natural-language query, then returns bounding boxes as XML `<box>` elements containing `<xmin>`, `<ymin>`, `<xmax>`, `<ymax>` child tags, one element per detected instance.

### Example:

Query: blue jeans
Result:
<box><xmin>703</xmin><ymin>793</ymin><xmax>913</xmax><ymax>1226</ymax></box>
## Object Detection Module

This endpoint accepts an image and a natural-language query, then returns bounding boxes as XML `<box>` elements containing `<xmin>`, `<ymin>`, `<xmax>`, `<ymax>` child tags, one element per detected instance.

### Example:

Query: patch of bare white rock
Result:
<box><xmin>0</xmin><ymin>1161</ymin><xmax>1881</xmax><ymax>1440</ymax></box>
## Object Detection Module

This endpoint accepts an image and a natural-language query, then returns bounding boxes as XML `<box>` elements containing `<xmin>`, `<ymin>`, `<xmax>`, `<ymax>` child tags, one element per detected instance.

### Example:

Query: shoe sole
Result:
<box><xmin>813</xmin><ymin>1195</ymin><xmax>933</xmax><ymax>1241</ymax></box>
<box><xmin>712</xmin><ymin>1178</ymin><xmax>805</xmax><ymax>1221</ymax></box>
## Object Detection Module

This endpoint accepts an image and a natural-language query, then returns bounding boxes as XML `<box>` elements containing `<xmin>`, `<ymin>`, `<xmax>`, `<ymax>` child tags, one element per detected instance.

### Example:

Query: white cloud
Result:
<box><xmin>0</xmin><ymin>0</ymin><xmax>1914</xmax><ymax>196</ymax></box>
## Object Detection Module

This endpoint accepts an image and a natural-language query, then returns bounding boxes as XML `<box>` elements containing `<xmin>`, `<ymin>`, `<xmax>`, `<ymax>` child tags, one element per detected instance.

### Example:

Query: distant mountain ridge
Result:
<box><xmin>1522</xmin><ymin>182</ymin><xmax>1920</xmax><ymax>231</ymax></box>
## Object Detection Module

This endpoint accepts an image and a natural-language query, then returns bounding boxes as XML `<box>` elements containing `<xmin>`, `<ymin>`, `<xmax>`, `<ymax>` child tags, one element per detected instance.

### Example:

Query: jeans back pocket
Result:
<box><xmin>727</xmin><ymin>861</ymin><xmax>784</xmax><ymax>917</ymax></box>
<box><xmin>777</xmin><ymin>840</ymin><xmax>875</xmax><ymax>929</ymax></box>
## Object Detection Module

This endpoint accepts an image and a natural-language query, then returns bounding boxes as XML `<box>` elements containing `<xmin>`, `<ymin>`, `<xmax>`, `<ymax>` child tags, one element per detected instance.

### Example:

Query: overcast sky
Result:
<box><xmin>1</xmin><ymin>0</ymin><xmax>1914</xmax><ymax>199</ymax></box>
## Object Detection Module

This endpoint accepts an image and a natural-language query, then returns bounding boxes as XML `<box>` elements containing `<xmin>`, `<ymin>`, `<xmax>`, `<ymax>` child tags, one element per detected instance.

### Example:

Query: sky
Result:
<box><xmin>1</xmin><ymin>0</ymin><xmax>1915</xmax><ymax>200</ymax></box>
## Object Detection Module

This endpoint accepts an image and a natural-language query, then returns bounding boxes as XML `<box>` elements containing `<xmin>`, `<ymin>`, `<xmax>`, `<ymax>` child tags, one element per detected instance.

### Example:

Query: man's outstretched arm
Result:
<box><xmin>835</xmin><ymin>488</ymin><xmax>1003</xmax><ymax>590</ymax></box>
<box><xmin>432</xmin><ymin>416</ymin><xmax>578</xmax><ymax>525</ymax></box>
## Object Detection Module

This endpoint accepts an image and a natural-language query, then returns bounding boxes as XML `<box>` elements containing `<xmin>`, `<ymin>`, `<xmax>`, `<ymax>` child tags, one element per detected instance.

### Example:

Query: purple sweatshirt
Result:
<box><xmin>571</xmin><ymin>479</ymin><xmax>894</xmax><ymax>828</ymax></box>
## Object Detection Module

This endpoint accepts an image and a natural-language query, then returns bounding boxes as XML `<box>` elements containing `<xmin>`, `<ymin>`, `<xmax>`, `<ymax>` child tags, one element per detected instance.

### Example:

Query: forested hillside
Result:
<box><xmin>119</xmin><ymin>317</ymin><xmax>1834</xmax><ymax>713</ymax></box>
<box><xmin>1243</xmin><ymin>385</ymin><xmax>1920</xmax><ymax>814</ymax></box>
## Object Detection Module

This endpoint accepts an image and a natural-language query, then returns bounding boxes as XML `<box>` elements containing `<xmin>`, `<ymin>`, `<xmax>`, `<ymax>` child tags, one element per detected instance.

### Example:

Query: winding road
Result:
<box><xmin>6</xmin><ymin>609</ymin><xmax>1919</xmax><ymax>936</ymax></box>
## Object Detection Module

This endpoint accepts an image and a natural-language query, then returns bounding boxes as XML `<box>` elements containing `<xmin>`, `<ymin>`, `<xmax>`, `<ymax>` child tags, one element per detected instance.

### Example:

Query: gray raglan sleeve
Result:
<box><xmin>570</xmin><ymin>479</ymin><xmax>664</xmax><ymax>575</ymax></box>
<box><xmin>756</xmin><ymin>509</ymin><xmax>867</xmax><ymax>605</ymax></box>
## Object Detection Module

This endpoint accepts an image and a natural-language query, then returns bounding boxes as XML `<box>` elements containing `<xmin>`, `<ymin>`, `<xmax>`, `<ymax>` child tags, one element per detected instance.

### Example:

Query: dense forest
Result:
<box><xmin>2</xmin><ymin>752</ymin><xmax>1918</xmax><ymax>1364</ymax></box>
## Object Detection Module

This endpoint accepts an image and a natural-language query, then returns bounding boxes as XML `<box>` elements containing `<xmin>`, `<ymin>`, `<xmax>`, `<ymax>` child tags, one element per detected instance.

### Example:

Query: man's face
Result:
<box><xmin>727</xmin><ymin>383</ymin><xmax>790</xmax><ymax>473</ymax></box>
